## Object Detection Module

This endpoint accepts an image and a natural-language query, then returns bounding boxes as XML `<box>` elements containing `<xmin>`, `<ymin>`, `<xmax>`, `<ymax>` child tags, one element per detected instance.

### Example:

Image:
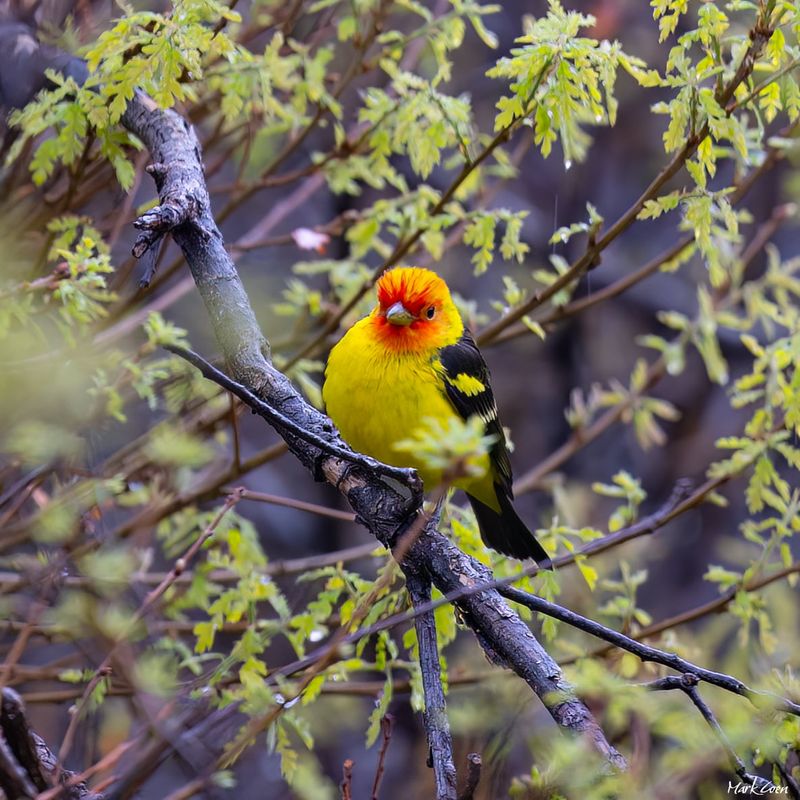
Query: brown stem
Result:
<box><xmin>457</xmin><ymin>753</ymin><xmax>482</xmax><ymax>800</ymax></box>
<box><xmin>371</xmin><ymin>715</ymin><xmax>394</xmax><ymax>800</ymax></box>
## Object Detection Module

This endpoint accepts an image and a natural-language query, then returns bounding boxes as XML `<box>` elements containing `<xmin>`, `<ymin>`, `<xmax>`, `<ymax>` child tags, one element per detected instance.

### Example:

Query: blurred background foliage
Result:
<box><xmin>1</xmin><ymin>0</ymin><xmax>800</xmax><ymax>797</ymax></box>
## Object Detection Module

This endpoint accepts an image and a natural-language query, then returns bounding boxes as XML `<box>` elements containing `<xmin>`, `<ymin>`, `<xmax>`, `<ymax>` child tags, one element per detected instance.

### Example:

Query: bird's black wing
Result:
<box><xmin>437</xmin><ymin>329</ymin><xmax>513</xmax><ymax>495</ymax></box>
<box><xmin>439</xmin><ymin>330</ymin><xmax>550</xmax><ymax>565</ymax></box>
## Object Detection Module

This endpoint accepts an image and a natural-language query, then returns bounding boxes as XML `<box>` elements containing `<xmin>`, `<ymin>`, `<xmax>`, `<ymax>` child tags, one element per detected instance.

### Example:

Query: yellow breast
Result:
<box><xmin>324</xmin><ymin>317</ymin><xmax>464</xmax><ymax>490</ymax></box>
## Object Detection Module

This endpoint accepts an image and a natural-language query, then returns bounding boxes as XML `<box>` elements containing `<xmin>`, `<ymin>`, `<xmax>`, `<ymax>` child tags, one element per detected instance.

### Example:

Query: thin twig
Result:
<box><xmin>229</xmin><ymin>393</ymin><xmax>242</xmax><ymax>472</ymax></box>
<box><xmin>340</xmin><ymin>759</ymin><xmax>354</xmax><ymax>800</ymax></box>
<box><xmin>55</xmin><ymin>493</ymin><xmax>241</xmax><ymax>776</ymax></box>
<box><xmin>371</xmin><ymin>715</ymin><xmax>394</xmax><ymax>800</ymax></box>
<box><xmin>646</xmin><ymin>674</ymin><xmax>780</xmax><ymax>792</ymax></box>
<box><xmin>165</xmin><ymin>344</ymin><xmax>420</xmax><ymax>489</ymax></box>
<box><xmin>162</xmin><ymin>776</ymin><xmax>209</xmax><ymax>800</ymax></box>
<box><xmin>219</xmin><ymin>496</ymin><xmax>441</xmax><ymax>767</ymax></box>
<box><xmin>236</xmin><ymin>488</ymin><xmax>355</xmax><ymax>522</ymax></box>
<box><xmin>513</xmin><ymin>358</ymin><xmax>667</xmax><ymax>494</ymax></box>
<box><xmin>457</xmin><ymin>753</ymin><xmax>482</xmax><ymax>800</ymax></box>
<box><xmin>0</xmin><ymin>540</ymin><xmax>380</xmax><ymax>594</ymax></box>
<box><xmin>477</xmin><ymin>13</ymin><xmax>775</xmax><ymax>346</ymax></box>
<box><xmin>499</xmin><ymin>585</ymin><xmax>800</xmax><ymax>717</ymax></box>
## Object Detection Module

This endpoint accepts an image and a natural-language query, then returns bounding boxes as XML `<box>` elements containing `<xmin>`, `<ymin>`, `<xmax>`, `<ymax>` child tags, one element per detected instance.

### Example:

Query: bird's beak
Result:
<box><xmin>385</xmin><ymin>301</ymin><xmax>416</xmax><ymax>326</ymax></box>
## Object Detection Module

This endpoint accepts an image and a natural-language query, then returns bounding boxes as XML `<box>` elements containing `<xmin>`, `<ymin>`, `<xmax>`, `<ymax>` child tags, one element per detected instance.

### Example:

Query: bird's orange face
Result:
<box><xmin>370</xmin><ymin>267</ymin><xmax>463</xmax><ymax>353</ymax></box>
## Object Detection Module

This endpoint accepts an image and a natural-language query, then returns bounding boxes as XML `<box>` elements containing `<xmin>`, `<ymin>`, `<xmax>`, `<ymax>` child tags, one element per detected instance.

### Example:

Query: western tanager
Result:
<box><xmin>323</xmin><ymin>266</ymin><xmax>551</xmax><ymax>566</ymax></box>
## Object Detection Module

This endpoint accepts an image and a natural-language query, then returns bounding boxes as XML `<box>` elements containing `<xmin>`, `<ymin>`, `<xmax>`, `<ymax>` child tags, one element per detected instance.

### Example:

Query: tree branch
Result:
<box><xmin>2</xmin><ymin>6</ymin><xmax>792</xmax><ymax>796</ymax></box>
<box><xmin>477</xmin><ymin>9</ymin><xmax>775</xmax><ymax>346</ymax></box>
<box><xmin>168</xmin><ymin>346</ymin><xmax>627</xmax><ymax>770</ymax></box>
<box><xmin>498</xmin><ymin>586</ymin><xmax>800</xmax><ymax>717</ymax></box>
<box><xmin>164</xmin><ymin>344</ymin><xmax>419</xmax><ymax>488</ymax></box>
<box><xmin>406</xmin><ymin>571</ymin><xmax>458</xmax><ymax>800</ymax></box>
<box><xmin>370</xmin><ymin>714</ymin><xmax>394</xmax><ymax>800</ymax></box>
<box><xmin>457</xmin><ymin>753</ymin><xmax>482</xmax><ymax>800</ymax></box>
<box><xmin>646</xmin><ymin>674</ymin><xmax>780</xmax><ymax>792</ymax></box>
<box><xmin>121</xmin><ymin>82</ymin><xmax>625</xmax><ymax>772</ymax></box>
<box><xmin>2</xmin><ymin>16</ymin><xmax>624</xmax><ymax>786</ymax></box>
<box><xmin>0</xmin><ymin>688</ymin><xmax>98</xmax><ymax>800</ymax></box>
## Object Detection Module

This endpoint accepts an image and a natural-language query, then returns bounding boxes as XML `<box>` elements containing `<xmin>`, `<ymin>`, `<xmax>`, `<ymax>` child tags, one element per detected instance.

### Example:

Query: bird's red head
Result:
<box><xmin>371</xmin><ymin>267</ymin><xmax>463</xmax><ymax>352</ymax></box>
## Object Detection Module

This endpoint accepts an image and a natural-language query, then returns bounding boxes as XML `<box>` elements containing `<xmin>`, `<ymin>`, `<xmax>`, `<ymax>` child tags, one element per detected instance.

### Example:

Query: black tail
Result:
<box><xmin>468</xmin><ymin>488</ymin><xmax>552</xmax><ymax>568</ymax></box>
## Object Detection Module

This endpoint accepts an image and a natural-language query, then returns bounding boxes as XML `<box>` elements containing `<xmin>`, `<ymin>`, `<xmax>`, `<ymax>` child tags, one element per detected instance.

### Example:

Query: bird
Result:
<box><xmin>322</xmin><ymin>266</ymin><xmax>551</xmax><ymax>566</ymax></box>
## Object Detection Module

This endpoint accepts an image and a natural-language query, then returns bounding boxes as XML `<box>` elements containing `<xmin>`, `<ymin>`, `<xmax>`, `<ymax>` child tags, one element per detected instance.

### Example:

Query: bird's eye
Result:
<box><xmin>426</xmin><ymin>306</ymin><xmax>436</xmax><ymax>320</ymax></box>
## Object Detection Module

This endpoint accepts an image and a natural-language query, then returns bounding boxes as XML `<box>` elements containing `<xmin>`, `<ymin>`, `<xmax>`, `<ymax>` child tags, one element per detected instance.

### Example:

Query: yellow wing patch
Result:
<box><xmin>447</xmin><ymin>372</ymin><xmax>486</xmax><ymax>396</ymax></box>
